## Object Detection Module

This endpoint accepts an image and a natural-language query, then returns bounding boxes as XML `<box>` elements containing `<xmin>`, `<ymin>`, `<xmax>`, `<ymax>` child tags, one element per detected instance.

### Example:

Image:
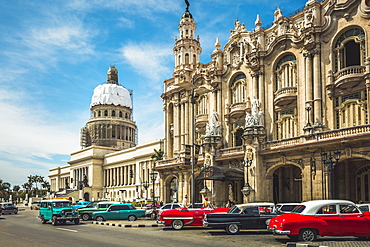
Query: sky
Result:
<box><xmin>0</xmin><ymin>0</ymin><xmax>310</xmax><ymax>187</ymax></box>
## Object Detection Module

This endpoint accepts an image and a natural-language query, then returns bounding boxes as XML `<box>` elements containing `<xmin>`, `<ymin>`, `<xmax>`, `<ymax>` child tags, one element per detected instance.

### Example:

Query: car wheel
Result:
<box><xmin>74</xmin><ymin>218</ymin><xmax>80</xmax><ymax>224</ymax></box>
<box><xmin>128</xmin><ymin>215</ymin><xmax>137</xmax><ymax>221</ymax></box>
<box><xmin>171</xmin><ymin>220</ymin><xmax>184</xmax><ymax>230</ymax></box>
<box><xmin>299</xmin><ymin>229</ymin><xmax>317</xmax><ymax>242</ymax></box>
<box><xmin>14</xmin><ymin>210</ymin><xmax>17</xmax><ymax>214</ymax></box>
<box><xmin>96</xmin><ymin>216</ymin><xmax>105</xmax><ymax>221</ymax></box>
<box><xmin>40</xmin><ymin>215</ymin><xmax>47</xmax><ymax>224</ymax></box>
<box><xmin>225</xmin><ymin>224</ymin><xmax>240</xmax><ymax>235</ymax></box>
<box><xmin>52</xmin><ymin>216</ymin><xmax>58</xmax><ymax>226</ymax></box>
<box><xmin>81</xmin><ymin>213</ymin><xmax>90</xmax><ymax>221</ymax></box>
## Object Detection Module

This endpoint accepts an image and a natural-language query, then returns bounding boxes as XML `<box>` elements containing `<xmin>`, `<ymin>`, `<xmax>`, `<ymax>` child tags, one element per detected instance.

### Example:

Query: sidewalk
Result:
<box><xmin>91</xmin><ymin>218</ymin><xmax>163</xmax><ymax>228</ymax></box>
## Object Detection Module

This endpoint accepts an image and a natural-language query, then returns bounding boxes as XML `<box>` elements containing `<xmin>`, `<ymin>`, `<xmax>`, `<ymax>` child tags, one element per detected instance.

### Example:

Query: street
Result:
<box><xmin>2</xmin><ymin>208</ymin><xmax>370</xmax><ymax>247</ymax></box>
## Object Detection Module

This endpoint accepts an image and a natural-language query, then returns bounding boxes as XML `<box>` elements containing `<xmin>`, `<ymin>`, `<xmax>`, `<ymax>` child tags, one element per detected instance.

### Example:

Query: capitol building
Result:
<box><xmin>49</xmin><ymin>0</ymin><xmax>370</xmax><ymax>206</ymax></box>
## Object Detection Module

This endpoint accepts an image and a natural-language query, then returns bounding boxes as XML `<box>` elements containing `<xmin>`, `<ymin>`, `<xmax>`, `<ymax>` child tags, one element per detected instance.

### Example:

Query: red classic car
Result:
<box><xmin>268</xmin><ymin>200</ymin><xmax>370</xmax><ymax>242</ymax></box>
<box><xmin>157</xmin><ymin>206</ymin><xmax>229</xmax><ymax>230</ymax></box>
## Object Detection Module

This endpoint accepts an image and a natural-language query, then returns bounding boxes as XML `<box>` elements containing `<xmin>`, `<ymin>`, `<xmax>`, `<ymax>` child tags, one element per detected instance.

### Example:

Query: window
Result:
<box><xmin>334</xmin><ymin>28</ymin><xmax>365</xmax><ymax>73</ymax></box>
<box><xmin>231</xmin><ymin>74</ymin><xmax>246</xmax><ymax>104</ymax></box>
<box><xmin>119</xmin><ymin>111</ymin><xmax>123</xmax><ymax>117</ymax></box>
<box><xmin>316</xmin><ymin>204</ymin><xmax>337</xmax><ymax>214</ymax></box>
<box><xmin>340</xmin><ymin>204</ymin><xmax>360</xmax><ymax>214</ymax></box>
<box><xmin>275</xmin><ymin>108</ymin><xmax>297</xmax><ymax>139</ymax></box>
<box><xmin>197</xmin><ymin>95</ymin><xmax>208</xmax><ymax>115</ymax></box>
<box><xmin>275</xmin><ymin>54</ymin><xmax>297</xmax><ymax>91</ymax></box>
<box><xmin>335</xmin><ymin>91</ymin><xmax>368</xmax><ymax>128</ymax></box>
<box><xmin>104</xmin><ymin>110</ymin><xmax>108</xmax><ymax>116</ymax></box>
<box><xmin>112</xmin><ymin>110</ymin><xmax>116</xmax><ymax>117</ymax></box>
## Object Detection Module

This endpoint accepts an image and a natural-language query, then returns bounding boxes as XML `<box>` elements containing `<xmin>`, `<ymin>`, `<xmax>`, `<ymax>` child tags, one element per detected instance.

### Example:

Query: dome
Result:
<box><xmin>90</xmin><ymin>83</ymin><xmax>132</xmax><ymax>109</ymax></box>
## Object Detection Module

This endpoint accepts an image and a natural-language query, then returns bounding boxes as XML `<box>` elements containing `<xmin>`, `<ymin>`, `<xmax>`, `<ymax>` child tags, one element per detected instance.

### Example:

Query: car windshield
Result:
<box><xmin>228</xmin><ymin>205</ymin><xmax>241</xmax><ymax>214</ymax></box>
<box><xmin>291</xmin><ymin>205</ymin><xmax>306</xmax><ymax>213</ymax></box>
<box><xmin>53</xmin><ymin>202</ymin><xmax>70</xmax><ymax>207</ymax></box>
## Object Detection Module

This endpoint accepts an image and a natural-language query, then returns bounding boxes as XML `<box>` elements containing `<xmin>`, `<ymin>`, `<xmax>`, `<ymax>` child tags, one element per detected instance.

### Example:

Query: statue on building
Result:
<box><xmin>205</xmin><ymin>112</ymin><xmax>221</xmax><ymax>136</ymax></box>
<box><xmin>245</xmin><ymin>99</ymin><xmax>264</xmax><ymax>127</ymax></box>
<box><xmin>83</xmin><ymin>174</ymin><xmax>88</xmax><ymax>187</ymax></box>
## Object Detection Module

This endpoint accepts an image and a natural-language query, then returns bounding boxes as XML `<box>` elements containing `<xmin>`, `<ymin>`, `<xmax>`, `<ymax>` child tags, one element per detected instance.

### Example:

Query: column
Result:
<box><xmin>305</xmin><ymin>51</ymin><xmax>313</xmax><ymax>124</ymax></box>
<box><xmin>313</xmin><ymin>49</ymin><xmax>322</xmax><ymax>124</ymax></box>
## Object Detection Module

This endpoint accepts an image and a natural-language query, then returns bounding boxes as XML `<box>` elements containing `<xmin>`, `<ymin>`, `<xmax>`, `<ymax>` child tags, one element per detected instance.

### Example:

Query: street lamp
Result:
<box><xmin>150</xmin><ymin>171</ymin><xmax>158</xmax><ymax>207</ymax></box>
<box><xmin>244</xmin><ymin>158</ymin><xmax>253</xmax><ymax>189</ymax></box>
<box><xmin>321</xmin><ymin>150</ymin><xmax>341</xmax><ymax>199</ymax></box>
<box><xmin>305</xmin><ymin>102</ymin><xmax>312</xmax><ymax>128</ymax></box>
<box><xmin>141</xmin><ymin>181</ymin><xmax>150</xmax><ymax>200</ymax></box>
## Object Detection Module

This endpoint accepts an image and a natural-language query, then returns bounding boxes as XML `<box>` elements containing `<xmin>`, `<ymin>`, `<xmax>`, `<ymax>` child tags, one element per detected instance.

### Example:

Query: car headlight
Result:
<box><xmin>265</xmin><ymin>219</ymin><xmax>271</xmax><ymax>225</ymax></box>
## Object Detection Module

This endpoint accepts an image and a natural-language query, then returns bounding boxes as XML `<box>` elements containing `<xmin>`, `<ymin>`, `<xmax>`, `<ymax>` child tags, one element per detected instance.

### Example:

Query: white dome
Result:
<box><xmin>90</xmin><ymin>83</ymin><xmax>132</xmax><ymax>109</ymax></box>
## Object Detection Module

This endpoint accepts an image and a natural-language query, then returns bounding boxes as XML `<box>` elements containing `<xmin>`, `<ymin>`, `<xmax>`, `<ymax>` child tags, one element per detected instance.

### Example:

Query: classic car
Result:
<box><xmin>146</xmin><ymin>203</ymin><xmax>182</xmax><ymax>220</ymax></box>
<box><xmin>92</xmin><ymin>203</ymin><xmax>145</xmax><ymax>221</ymax></box>
<box><xmin>203</xmin><ymin>203</ymin><xmax>277</xmax><ymax>234</ymax></box>
<box><xmin>157</xmin><ymin>206</ymin><xmax>229</xmax><ymax>230</ymax></box>
<box><xmin>268</xmin><ymin>200</ymin><xmax>370</xmax><ymax>242</ymax></box>
<box><xmin>77</xmin><ymin>201</ymin><xmax>116</xmax><ymax>221</ymax></box>
<box><xmin>30</xmin><ymin>201</ymin><xmax>41</xmax><ymax>210</ymax></box>
<box><xmin>72</xmin><ymin>201</ymin><xmax>90</xmax><ymax>210</ymax></box>
<box><xmin>0</xmin><ymin>202</ymin><xmax>18</xmax><ymax>214</ymax></box>
<box><xmin>38</xmin><ymin>199</ymin><xmax>80</xmax><ymax>226</ymax></box>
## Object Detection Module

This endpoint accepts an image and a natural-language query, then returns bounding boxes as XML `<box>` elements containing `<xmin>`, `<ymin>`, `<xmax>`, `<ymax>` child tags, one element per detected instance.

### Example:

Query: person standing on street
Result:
<box><xmin>182</xmin><ymin>195</ymin><xmax>189</xmax><ymax>208</ymax></box>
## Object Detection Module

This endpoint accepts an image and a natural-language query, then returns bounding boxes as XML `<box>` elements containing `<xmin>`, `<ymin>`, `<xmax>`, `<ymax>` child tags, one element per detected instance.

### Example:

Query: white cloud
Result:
<box><xmin>120</xmin><ymin>43</ymin><xmax>173</xmax><ymax>90</ymax></box>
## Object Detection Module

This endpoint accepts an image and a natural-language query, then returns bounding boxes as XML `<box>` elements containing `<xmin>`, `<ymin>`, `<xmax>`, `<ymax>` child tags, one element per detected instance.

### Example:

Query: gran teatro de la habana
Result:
<box><xmin>49</xmin><ymin>0</ymin><xmax>370</xmax><ymax>207</ymax></box>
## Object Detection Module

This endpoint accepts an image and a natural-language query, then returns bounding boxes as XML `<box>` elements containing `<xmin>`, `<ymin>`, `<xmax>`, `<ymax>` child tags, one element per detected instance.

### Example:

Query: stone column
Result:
<box><xmin>304</xmin><ymin>51</ymin><xmax>313</xmax><ymax>125</ymax></box>
<box><xmin>313</xmin><ymin>48</ymin><xmax>322</xmax><ymax>125</ymax></box>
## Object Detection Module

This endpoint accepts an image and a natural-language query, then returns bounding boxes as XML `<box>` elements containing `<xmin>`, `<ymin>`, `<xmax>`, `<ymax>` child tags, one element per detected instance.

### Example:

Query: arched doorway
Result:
<box><xmin>355</xmin><ymin>164</ymin><xmax>370</xmax><ymax>203</ymax></box>
<box><xmin>83</xmin><ymin>192</ymin><xmax>89</xmax><ymax>201</ymax></box>
<box><xmin>272</xmin><ymin>164</ymin><xmax>302</xmax><ymax>203</ymax></box>
<box><xmin>169</xmin><ymin>177</ymin><xmax>178</xmax><ymax>203</ymax></box>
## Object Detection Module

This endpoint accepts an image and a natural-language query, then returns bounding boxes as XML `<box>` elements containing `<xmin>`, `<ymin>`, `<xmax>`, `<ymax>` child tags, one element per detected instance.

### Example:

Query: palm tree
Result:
<box><xmin>151</xmin><ymin>149</ymin><xmax>164</xmax><ymax>161</ymax></box>
<box><xmin>41</xmin><ymin>180</ymin><xmax>50</xmax><ymax>194</ymax></box>
<box><xmin>22</xmin><ymin>182</ymin><xmax>33</xmax><ymax>194</ymax></box>
<box><xmin>34</xmin><ymin>175</ymin><xmax>44</xmax><ymax>194</ymax></box>
<box><xmin>0</xmin><ymin>179</ymin><xmax>11</xmax><ymax>200</ymax></box>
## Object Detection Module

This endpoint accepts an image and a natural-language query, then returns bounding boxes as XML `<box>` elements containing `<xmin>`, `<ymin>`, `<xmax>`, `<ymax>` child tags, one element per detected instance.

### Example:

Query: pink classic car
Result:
<box><xmin>268</xmin><ymin>200</ymin><xmax>370</xmax><ymax>242</ymax></box>
<box><xmin>157</xmin><ymin>206</ymin><xmax>229</xmax><ymax>230</ymax></box>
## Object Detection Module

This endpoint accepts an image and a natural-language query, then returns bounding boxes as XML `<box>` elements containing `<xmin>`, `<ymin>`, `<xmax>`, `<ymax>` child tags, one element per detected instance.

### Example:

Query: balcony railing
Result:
<box><xmin>263</xmin><ymin>124</ymin><xmax>370</xmax><ymax>150</ymax></box>
<box><xmin>334</xmin><ymin>66</ymin><xmax>365</xmax><ymax>81</ymax></box>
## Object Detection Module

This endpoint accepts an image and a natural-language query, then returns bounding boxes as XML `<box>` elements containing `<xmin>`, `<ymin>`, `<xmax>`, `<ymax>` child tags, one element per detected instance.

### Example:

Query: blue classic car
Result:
<box><xmin>73</xmin><ymin>201</ymin><xmax>90</xmax><ymax>210</ymax></box>
<box><xmin>92</xmin><ymin>204</ymin><xmax>145</xmax><ymax>221</ymax></box>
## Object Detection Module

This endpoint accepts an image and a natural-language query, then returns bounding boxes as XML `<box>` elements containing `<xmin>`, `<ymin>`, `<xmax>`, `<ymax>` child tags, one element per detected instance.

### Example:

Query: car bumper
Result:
<box><xmin>157</xmin><ymin>220</ymin><xmax>165</xmax><ymax>224</ymax></box>
<box><xmin>268</xmin><ymin>227</ymin><xmax>291</xmax><ymax>235</ymax></box>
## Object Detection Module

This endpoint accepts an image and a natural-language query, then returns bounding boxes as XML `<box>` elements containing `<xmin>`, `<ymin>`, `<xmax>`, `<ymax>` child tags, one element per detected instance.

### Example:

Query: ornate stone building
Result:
<box><xmin>49</xmin><ymin>67</ymin><xmax>162</xmax><ymax>202</ymax></box>
<box><xmin>157</xmin><ymin>0</ymin><xmax>370</xmax><ymax>207</ymax></box>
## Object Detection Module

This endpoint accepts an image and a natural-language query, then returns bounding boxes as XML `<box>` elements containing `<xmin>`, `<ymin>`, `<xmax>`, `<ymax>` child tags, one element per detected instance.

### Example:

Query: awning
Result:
<box><xmin>197</xmin><ymin>166</ymin><xmax>244</xmax><ymax>181</ymax></box>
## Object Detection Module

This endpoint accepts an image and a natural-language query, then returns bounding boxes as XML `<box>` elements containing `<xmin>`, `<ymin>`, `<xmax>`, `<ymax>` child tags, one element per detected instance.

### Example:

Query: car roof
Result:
<box><xmin>97</xmin><ymin>201</ymin><xmax>116</xmax><ymax>204</ymax></box>
<box><xmin>300</xmin><ymin>200</ymin><xmax>356</xmax><ymax>214</ymax></box>
<box><xmin>40</xmin><ymin>199</ymin><xmax>70</xmax><ymax>202</ymax></box>
<box><xmin>236</xmin><ymin>202</ymin><xmax>275</xmax><ymax>207</ymax></box>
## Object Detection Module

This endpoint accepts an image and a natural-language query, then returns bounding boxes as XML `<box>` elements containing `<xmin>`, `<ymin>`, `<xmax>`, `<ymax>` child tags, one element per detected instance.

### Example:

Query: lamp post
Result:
<box><xmin>244</xmin><ymin>158</ymin><xmax>253</xmax><ymax>189</ymax></box>
<box><xmin>141</xmin><ymin>181</ymin><xmax>150</xmax><ymax>200</ymax></box>
<box><xmin>150</xmin><ymin>171</ymin><xmax>158</xmax><ymax>207</ymax></box>
<box><xmin>305</xmin><ymin>102</ymin><xmax>312</xmax><ymax>128</ymax></box>
<box><xmin>321</xmin><ymin>150</ymin><xmax>341</xmax><ymax>199</ymax></box>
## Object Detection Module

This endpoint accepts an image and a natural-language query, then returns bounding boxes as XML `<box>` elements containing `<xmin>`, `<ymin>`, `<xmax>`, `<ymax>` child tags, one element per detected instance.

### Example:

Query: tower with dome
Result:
<box><xmin>80</xmin><ymin>65</ymin><xmax>137</xmax><ymax>150</ymax></box>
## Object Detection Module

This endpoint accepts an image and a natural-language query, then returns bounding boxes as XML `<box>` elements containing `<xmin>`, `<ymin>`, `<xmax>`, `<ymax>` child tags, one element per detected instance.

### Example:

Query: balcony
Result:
<box><xmin>229</xmin><ymin>102</ymin><xmax>247</xmax><ymax>119</ymax></box>
<box><xmin>274</xmin><ymin>87</ymin><xmax>297</xmax><ymax>107</ymax></box>
<box><xmin>334</xmin><ymin>66</ymin><xmax>365</xmax><ymax>89</ymax></box>
<box><xmin>195</xmin><ymin>114</ymin><xmax>208</xmax><ymax>128</ymax></box>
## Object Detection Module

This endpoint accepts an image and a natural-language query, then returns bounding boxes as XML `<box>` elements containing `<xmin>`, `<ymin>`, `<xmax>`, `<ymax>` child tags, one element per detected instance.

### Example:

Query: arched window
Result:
<box><xmin>178</xmin><ymin>55</ymin><xmax>181</xmax><ymax>66</ymax></box>
<box><xmin>185</xmin><ymin>53</ymin><xmax>189</xmax><ymax>64</ymax></box>
<box><xmin>275</xmin><ymin>108</ymin><xmax>298</xmax><ymax>140</ymax></box>
<box><xmin>231</xmin><ymin>74</ymin><xmax>246</xmax><ymax>104</ymax></box>
<box><xmin>112</xmin><ymin>110</ymin><xmax>116</xmax><ymax>117</ymax></box>
<box><xmin>169</xmin><ymin>177</ymin><xmax>179</xmax><ymax>203</ymax></box>
<box><xmin>98</xmin><ymin>111</ymin><xmax>101</xmax><ymax>117</ymax></box>
<box><xmin>193</xmin><ymin>54</ymin><xmax>197</xmax><ymax>64</ymax></box>
<box><xmin>104</xmin><ymin>110</ymin><xmax>108</xmax><ymax>116</ymax></box>
<box><xmin>235</xmin><ymin>128</ymin><xmax>243</xmax><ymax>146</ymax></box>
<box><xmin>334</xmin><ymin>28</ymin><xmax>365</xmax><ymax>72</ymax></box>
<box><xmin>275</xmin><ymin>54</ymin><xmax>297</xmax><ymax>91</ymax></box>
<box><xmin>119</xmin><ymin>111</ymin><xmax>122</xmax><ymax>117</ymax></box>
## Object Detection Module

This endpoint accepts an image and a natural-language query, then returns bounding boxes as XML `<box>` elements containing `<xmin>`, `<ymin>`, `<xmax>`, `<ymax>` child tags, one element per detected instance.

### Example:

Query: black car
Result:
<box><xmin>0</xmin><ymin>203</ymin><xmax>18</xmax><ymax>214</ymax></box>
<box><xmin>203</xmin><ymin>203</ymin><xmax>277</xmax><ymax>234</ymax></box>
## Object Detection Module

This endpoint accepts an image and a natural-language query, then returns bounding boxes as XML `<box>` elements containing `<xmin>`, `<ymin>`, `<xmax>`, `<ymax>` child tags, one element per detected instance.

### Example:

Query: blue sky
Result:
<box><xmin>0</xmin><ymin>0</ymin><xmax>309</xmax><ymax>187</ymax></box>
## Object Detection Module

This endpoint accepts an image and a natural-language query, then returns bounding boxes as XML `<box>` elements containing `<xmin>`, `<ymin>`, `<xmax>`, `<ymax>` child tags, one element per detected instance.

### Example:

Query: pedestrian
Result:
<box><xmin>182</xmin><ymin>195</ymin><xmax>189</xmax><ymax>208</ymax></box>
<box><xmin>160</xmin><ymin>201</ymin><xmax>163</xmax><ymax>207</ymax></box>
<box><xmin>203</xmin><ymin>197</ymin><xmax>210</xmax><ymax>208</ymax></box>
<box><xmin>225</xmin><ymin>200</ymin><xmax>232</xmax><ymax>208</ymax></box>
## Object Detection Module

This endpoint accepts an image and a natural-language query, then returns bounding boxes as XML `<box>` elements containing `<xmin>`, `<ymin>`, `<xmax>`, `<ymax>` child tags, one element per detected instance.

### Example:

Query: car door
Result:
<box><xmin>339</xmin><ymin>204</ymin><xmax>369</xmax><ymax>235</ymax></box>
<box><xmin>117</xmin><ymin>205</ymin><xmax>131</xmax><ymax>219</ymax></box>
<box><xmin>314</xmin><ymin>204</ymin><xmax>341</xmax><ymax>235</ymax></box>
<box><xmin>240</xmin><ymin>206</ymin><xmax>260</xmax><ymax>229</ymax></box>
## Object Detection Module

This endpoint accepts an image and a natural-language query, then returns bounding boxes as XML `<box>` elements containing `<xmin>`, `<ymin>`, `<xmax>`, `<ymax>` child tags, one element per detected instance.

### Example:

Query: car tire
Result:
<box><xmin>128</xmin><ymin>215</ymin><xmax>137</xmax><ymax>221</ymax></box>
<box><xmin>40</xmin><ymin>215</ymin><xmax>47</xmax><ymax>224</ymax></box>
<box><xmin>225</xmin><ymin>224</ymin><xmax>240</xmax><ymax>235</ymax></box>
<box><xmin>299</xmin><ymin>228</ymin><xmax>317</xmax><ymax>242</ymax></box>
<box><xmin>171</xmin><ymin>220</ymin><xmax>184</xmax><ymax>230</ymax></box>
<box><xmin>14</xmin><ymin>210</ymin><xmax>17</xmax><ymax>214</ymax></box>
<box><xmin>52</xmin><ymin>216</ymin><xmax>58</xmax><ymax>226</ymax></box>
<box><xmin>81</xmin><ymin>213</ymin><xmax>90</xmax><ymax>221</ymax></box>
<box><xmin>96</xmin><ymin>216</ymin><xmax>105</xmax><ymax>221</ymax></box>
<box><xmin>74</xmin><ymin>218</ymin><xmax>80</xmax><ymax>224</ymax></box>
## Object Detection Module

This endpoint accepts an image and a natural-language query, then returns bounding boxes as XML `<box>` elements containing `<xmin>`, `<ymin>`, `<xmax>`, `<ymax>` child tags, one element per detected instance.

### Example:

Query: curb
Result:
<box><xmin>286</xmin><ymin>243</ymin><xmax>328</xmax><ymax>247</ymax></box>
<box><xmin>92</xmin><ymin>221</ymin><xmax>161</xmax><ymax>228</ymax></box>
